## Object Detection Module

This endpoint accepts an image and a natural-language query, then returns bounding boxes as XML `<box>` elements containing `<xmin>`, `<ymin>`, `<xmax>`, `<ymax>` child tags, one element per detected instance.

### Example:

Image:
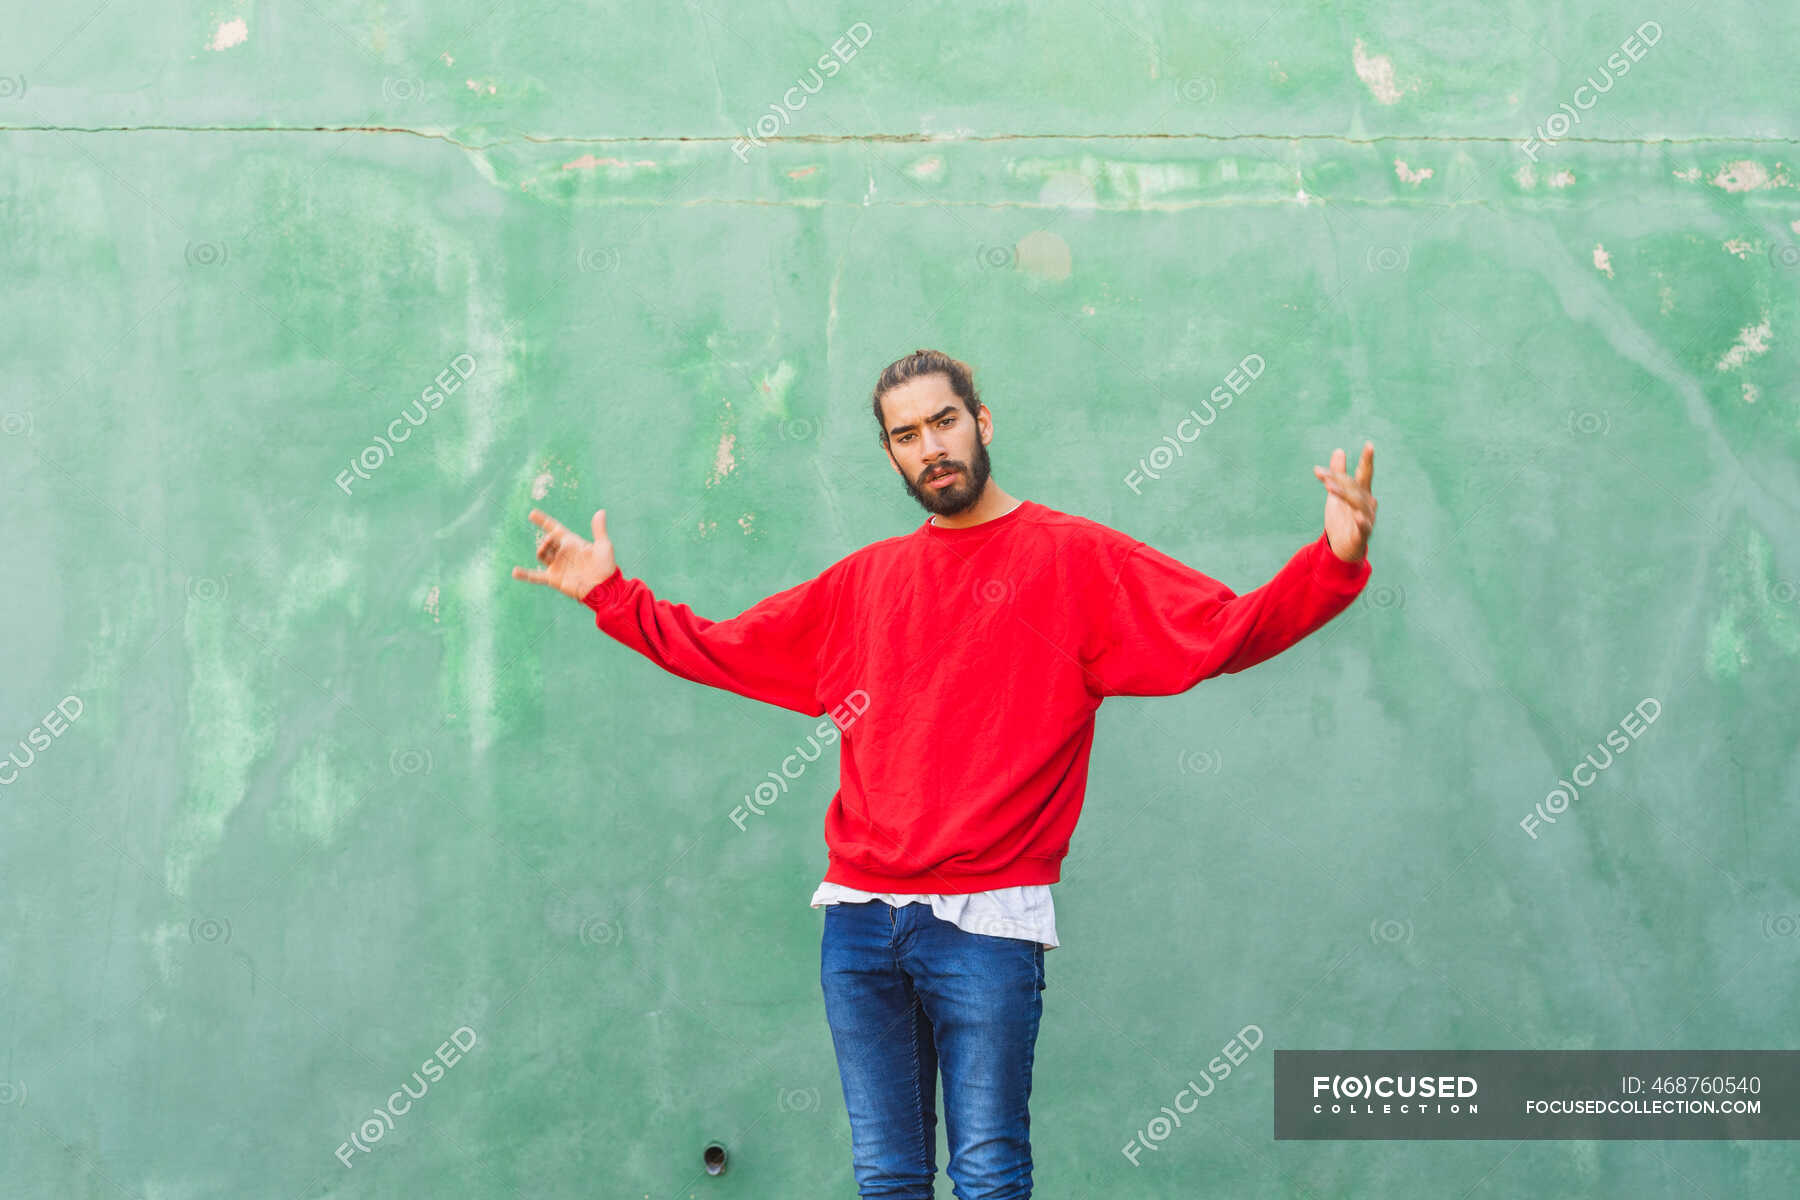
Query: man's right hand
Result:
<box><xmin>511</xmin><ymin>508</ymin><xmax>618</xmax><ymax>601</ymax></box>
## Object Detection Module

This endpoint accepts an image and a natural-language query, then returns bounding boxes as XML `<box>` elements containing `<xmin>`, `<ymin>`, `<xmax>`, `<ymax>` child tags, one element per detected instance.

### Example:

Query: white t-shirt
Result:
<box><xmin>811</xmin><ymin>880</ymin><xmax>1058</xmax><ymax>950</ymax></box>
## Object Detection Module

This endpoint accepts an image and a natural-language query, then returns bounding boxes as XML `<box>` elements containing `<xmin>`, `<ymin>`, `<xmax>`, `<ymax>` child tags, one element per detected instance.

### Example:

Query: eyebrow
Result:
<box><xmin>888</xmin><ymin>405</ymin><xmax>961</xmax><ymax>439</ymax></box>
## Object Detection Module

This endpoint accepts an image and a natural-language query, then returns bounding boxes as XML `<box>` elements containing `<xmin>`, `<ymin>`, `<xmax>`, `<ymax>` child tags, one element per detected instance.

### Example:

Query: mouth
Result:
<box><xmin>925</xmin><ymin>468</ymin><xmax>959</xmax><ymax>490</ymax></box>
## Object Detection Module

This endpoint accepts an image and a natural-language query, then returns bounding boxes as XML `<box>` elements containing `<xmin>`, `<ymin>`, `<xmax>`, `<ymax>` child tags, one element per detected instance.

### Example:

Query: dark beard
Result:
<box><xmin>902</xmin><ymin>436</ymin><xmax>992</xmax><ymax>516</ymax></box>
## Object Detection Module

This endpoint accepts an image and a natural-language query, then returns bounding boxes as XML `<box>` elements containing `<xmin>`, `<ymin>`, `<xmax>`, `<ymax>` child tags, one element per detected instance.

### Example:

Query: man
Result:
<box><xmin>512</xmin><ymin>348</ymin><xmax>1378</xmax><ymax>1199</ymax></box>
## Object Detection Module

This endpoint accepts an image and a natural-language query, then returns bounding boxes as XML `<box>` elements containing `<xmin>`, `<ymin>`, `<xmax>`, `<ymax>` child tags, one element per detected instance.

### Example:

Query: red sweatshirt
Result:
<box><xmin>581</xmin><ymin>499</ymin><xmax>1370</xmax><ymax>893</ymax></box>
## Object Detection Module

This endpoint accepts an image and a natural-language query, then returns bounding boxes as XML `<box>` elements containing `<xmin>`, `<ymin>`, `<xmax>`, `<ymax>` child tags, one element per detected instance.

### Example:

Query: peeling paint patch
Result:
<box><xmin>563</xmin><ymin>154</ymin><xmax>657</xmax><ymax>171</ymax></box>
<box><xmin>1715</xmin><ymin>313</ymin><xmax>1772</xmax><ymax>371</ymax></box>
<box><xmin>1710</xmin><ymin>160</ymin><xmax>1789</xmax><ymax>192</ymax></box>
<box><xmin>1017</xmin><ymin>230</ymin><xmax>1072</xmax><ymax>281</ymax></box>
<box><xmin>1723</xmin><ymin>238</ymin><xmax>1754</xmax><ymax>259</ymax></box>
<box><xmin>207</xmin><ymin>18</ymin><xmax>248</xmax><ymax>51</ymax></box>
<box><xmin>1592</xmin><ymin>244</ymin><xmax>1614</xmax><ymax>278</ymax></box>
<box><xmin>529</xmin><ymin>453</ymin><xmax>578</xmax><ymax>501</ymax></box>
<box><xmin>737</xmin><ymin>512</ymin><xmax>756</xmax><ymax>534</ymax></box>
<box><xmin>440</xmin><ymin>52</ymin><xmax>454</xmax><ymax>66</ymax></box>
<box><xmin>1352</xmin><ymin>39</ymin><xmax>1412</xmax><ymax>105</ymax></box>
<box><xmin>1791</xmin><ymin>219</ymin><xmax>1800</xmax><ymax>234</ymax></box>
<box><xmin>1658</xmin><ymin>282</ymin><xmax>1675</xmax><ymax>315</ymax></box>
<box><xmin>424</xmin><ymin>584</ymin><xmax>441</xmax><ymax>622</ymax></box>
<box><xmin>1742</xmin><ymin>382</ymin><xmax>1760</xmax><ymax>404</ymax></box>
<box><xmin>787</xmin><ymin>165</ymin><xmax>820</xmax><ymax>179</ymax></box>
<box><xmin>708</xmin><ymin>430</ymin><xmax>738</xmax><ymax>487</ymax></box>
<box><xmin>906</xmin><ymin>156</ymin><xmax>944</xmax><ymax>180</ymax></box>
<box><xmin>1394</xmin><ymin>158</ymin><xmax>1433</xmax><ymax>185</ymax></box>
<box><xmin>1514</xmin><ymin>164</ymin><xmax>1536</xmax><ymax>189</ymax></box>
<box><xmin>466</xmin><ymin>78</ymin><xmax>498</xmax><ymax>95</ymax></box>
<box><xmin>1548</xmin><ymin>169</ymin><xmax>1576</xmax><ymax>188</ymax></box>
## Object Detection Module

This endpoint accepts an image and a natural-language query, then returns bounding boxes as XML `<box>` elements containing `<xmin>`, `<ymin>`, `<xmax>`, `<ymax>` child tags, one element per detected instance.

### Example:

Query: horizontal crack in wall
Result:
<box><xmin>0</xmin><ymin>124</ymin><xmax>1797</xmax><ymax>153</ymax></box>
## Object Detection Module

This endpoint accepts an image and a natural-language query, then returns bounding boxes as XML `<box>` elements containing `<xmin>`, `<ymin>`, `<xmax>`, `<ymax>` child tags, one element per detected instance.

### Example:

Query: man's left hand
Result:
<box><xmin>1314</xmin><ymin>441</ymin><xmax>1377</xmax><ymax>563</ymax></box>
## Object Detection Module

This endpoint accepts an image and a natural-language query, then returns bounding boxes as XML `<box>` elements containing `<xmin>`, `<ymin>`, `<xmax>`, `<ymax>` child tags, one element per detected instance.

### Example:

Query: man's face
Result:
<box><xmin>878</xmin><ymin>373</ymin><xmax>992</xmax><ymax>516</ymax></box>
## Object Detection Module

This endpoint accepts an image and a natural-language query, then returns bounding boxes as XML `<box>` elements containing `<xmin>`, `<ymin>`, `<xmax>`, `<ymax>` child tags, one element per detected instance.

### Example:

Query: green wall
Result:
<box><xmin>3</xmin><ymin>3</ymin><xmax>1797</xmax><ymax>1196</ymax></box>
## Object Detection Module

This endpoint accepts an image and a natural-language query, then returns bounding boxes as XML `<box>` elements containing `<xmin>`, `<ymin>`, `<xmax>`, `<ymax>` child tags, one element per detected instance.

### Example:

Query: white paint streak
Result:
<box><xmin>455</xmin><ymin>557</ymin><xmax>498</xmax><ymax>755</ymax></box>
<box><xmin>1592</xmin><ymin>244</ymin><xmax>1614</xmax><ymax>278</ymax></box>
<box><xmin>563</xmin><ymin>154</ymin><xmax>657</xmax><ymax>171</ymax></box>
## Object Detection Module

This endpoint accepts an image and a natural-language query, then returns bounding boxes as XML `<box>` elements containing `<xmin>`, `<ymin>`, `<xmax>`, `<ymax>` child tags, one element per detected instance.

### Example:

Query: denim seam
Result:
<box><xmin>899</xmin><ymin>907</ymin><xmax>931</xmax><ymax>1182</ymax></box>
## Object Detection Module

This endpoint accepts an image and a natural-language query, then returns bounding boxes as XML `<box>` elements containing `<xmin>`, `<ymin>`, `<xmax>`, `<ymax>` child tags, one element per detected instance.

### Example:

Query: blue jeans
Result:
<box><xmin>819</xmin><ymin>899</ymin><xmax>1046</xmax><ymax>1199</ymax></box>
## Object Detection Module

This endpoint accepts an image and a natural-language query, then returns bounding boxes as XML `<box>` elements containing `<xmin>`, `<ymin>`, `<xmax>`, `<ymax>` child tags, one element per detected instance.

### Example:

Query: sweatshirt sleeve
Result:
<box><xmin>580</xmin><ymin>563</ymin><xmax>836</xmax><ymax>717</ymax></box>
<box><xmin>1084</xmin><ymin>531</ymin><xmax>1370</xmax><ymax>698</ymax></box>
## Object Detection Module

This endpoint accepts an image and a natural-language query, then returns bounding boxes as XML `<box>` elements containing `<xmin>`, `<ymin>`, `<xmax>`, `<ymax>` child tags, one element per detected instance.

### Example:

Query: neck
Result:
<box><xmin>929</xmin><ymin>484</ymin><xmax>1020</xmax><ymax>529</ymax></box>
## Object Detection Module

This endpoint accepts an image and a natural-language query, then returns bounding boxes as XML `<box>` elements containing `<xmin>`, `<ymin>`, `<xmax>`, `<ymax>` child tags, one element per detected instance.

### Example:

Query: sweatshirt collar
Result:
<box><xmin>921</xmin><ymin>498</ymin><xmax>1032</xmax><ymax>539</ymax></box>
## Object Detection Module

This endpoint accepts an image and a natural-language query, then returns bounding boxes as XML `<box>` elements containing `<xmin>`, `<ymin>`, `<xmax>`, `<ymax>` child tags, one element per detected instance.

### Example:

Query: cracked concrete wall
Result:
<box><xmin>2</xmin><ymin>4</ymin><xmax>1798</xmax><ymax>1198</ymax></box>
